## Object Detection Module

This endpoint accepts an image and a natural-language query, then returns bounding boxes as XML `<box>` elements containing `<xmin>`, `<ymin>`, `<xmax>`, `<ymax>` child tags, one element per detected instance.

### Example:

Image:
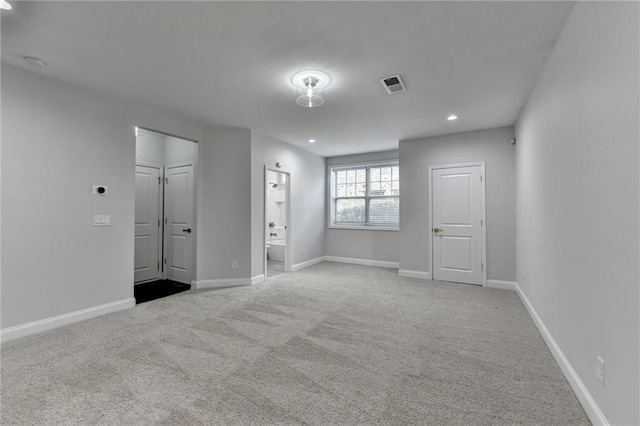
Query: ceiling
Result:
<box><xmin>1</xmin><ymin>1</ymin><xmax>575</xmax><ymax>157</ymax></box>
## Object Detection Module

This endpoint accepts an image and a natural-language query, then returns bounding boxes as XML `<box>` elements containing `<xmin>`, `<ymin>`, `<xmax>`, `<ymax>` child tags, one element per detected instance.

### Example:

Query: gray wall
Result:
<box><xmin>1</xmin><ymin>64</ymin><xmax>203</xmax><ymax>329</ymax></box>
<box><xmin>251</xmin><ymin>133</ymin><xmax>326</xmax><ymax>276</ymax></box>
<box><xmin>135</xmin><ymin>131</ymin><xmax>165</xmax><ymax>165</ymax></box>
<box><xmin>165</xmin><ymin>134</ymin><xmax>197</xmax><ymax>165</ymax></box>
<box><xmin>398</xmin><ymin>127</ymin><xmax>516</xmax><ymax>281</ymax></box>
<box><xmin>325</xmin><ymin>150</ymin><xmax>399</xmax><ymax>263</ymax></box>
<box><xmin>515</xmin><ymin>2</ymin><xmax>639</xmax><ymax>424</ymax></box>
<box><xmin>136</xmin><ymin>132</ymin><xmax>198</xmax><ymax>166</ymax></box>
<box><xmin>197</xmin><ymin>127</ymin><xmax>252</xmax><ymax>280</ymax></box>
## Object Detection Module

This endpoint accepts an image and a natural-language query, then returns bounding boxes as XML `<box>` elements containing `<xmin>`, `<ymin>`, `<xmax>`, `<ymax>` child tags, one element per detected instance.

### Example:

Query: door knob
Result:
<box><xmin>182</xmin><ymin>228</ymin><xmax>192</xmax><ymax>233</ymax></box>
<box><xmin>433</xmin><ymin>227</ymin><xmax>443</xmax><ymax>233</ymax></box>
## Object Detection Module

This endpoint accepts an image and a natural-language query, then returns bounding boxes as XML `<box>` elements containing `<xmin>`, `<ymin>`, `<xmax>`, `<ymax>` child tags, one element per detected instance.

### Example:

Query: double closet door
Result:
<box><xmin>134</xmin><ymin>163</ymin><xmax>194</xmax><ymax>284</ymax></box>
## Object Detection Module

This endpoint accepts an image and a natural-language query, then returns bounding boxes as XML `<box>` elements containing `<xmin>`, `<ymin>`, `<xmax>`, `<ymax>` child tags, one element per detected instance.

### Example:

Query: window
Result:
<box><xmin>330</xmin><ymin>162</ymin><xmax>399</xmax><ymax>229</ymax></box>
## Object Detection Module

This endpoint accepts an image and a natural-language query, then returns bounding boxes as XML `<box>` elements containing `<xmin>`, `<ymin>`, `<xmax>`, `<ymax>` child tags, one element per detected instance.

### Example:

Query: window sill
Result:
<box><xmin>328</xmin><ymin>225</ymin><xmax>399</xmax><ymax>232</ymax></box>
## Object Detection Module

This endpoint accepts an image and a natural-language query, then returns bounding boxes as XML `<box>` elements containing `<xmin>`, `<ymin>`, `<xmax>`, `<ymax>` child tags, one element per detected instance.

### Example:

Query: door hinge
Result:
<box><xmin>158</xmin><ymin>176</ymin><xmax>162</xmax><ymax>184</ymax></box>
<box><xmin>164</xmin><ymin>258</ymin><xmax>167</xmax><ymax>265</ymax></box>
<box><xmin>157</xmin><ymin>262</ymin><xmax>160</xmax><ymax>270</ymax></box>
<box><xmin>164</xmin><ymin>218</ymin><xmax>168</xmax><ymax>224</ymax></box>
<box><xmin>482</xmin><ymin>263</ymin><xmax>484</xmax><ymax>271</ymax></box>
<box><xmin>481</xmin><ymin>219</ymin><xmax>483</xmax><ymax>227</ymax></box>
<box><xmin>158</xmin><ymin>219</ymin><xmax>161</xmax><ymax>227</ymax></box>
<box><xmin>480</xmin><ymin>175</ymin><xmax>483</xmax><ymax>183</ymax></box>
<box><xmin>165</xmin><ymin>177</ymin><xmax>168</xmax><ymax>184</ymax></box>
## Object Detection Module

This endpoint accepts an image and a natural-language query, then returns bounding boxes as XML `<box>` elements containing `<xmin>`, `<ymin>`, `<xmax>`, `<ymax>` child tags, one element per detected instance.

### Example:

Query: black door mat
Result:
<box><xmin>134</xmin><ymin>280</ymin><xmax>191</xmax><ymax>304</ymax></box>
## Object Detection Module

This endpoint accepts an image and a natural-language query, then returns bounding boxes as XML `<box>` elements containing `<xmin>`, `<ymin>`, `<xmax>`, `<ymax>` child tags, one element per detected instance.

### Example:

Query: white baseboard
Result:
<box><xmin>0</xmin><ymin>298</ymin><xmax>135</xmax><ymax>344</ymax></box>
<box><xmin>515</xmin><ymin>283</ymin><xmax>608</xmax><ymax>426</ymax></box>
<box><xmin>292</xmin><ymin>256</ymin><xmax>326</xmax><ymax>271</ymax></box>
<box><xmin>486</xmin><ymin>279</ymin><xmax>517</xmax><ymax>291</ymax></box>
<box><xmin>251</xmin><ymin>274</ymin><xmax>265</xmax><ymax>285</ymax></box>
<box><xmin>398</xmin><ymin>269</ymin><xmax>431</xmax><ymax>280</ymax></box>
<box><xmin>325</xmin><ymin>256</ymin><xmax>399</xmax><ymax>269</ymax></box>
<box><xmin>192</xmin><ymin>277</ymin><xmax>252</xmax><ymax>290</ymax></box>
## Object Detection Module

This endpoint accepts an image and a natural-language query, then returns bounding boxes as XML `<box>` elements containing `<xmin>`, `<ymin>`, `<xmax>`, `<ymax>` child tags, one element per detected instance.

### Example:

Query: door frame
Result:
<box><xmin>134</xmin><ymin>126</ymin><xmax>198</xmax><ymax>287</ymax></box>
<box><xmin>427</xmin><ymin>161</ymin><xmax>487</xmax><ymax>286</ymax></box>
<box><xmin>263</xmin><ymin>165</ymin><xmax>292</xmax><ymax>278</ymax></box>
<box><xmin>134</xmin><ymin>162</ymin><xmax>165</xmax><ymax>283</ymax></box>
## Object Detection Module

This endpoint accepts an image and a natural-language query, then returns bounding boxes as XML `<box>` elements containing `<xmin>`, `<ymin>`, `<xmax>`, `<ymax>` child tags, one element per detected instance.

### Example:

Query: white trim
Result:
<box><xmin>324</xmin><ymin>256</ymin><xmax>399</xmax><ymax>269</ymax></box>
<box><xmin>165</xmin><ymin>160</ymin><xmax>194</xmax><ymax>169</ymax></box>
<box><xmin>329</xmin><ymin>159</ymin><xmax>399</xmax><ymax>171</ymax></box>
<box><xmin>192</xmin><ymin>277</ymin><xmax>252</xmax><ymax>290</ymax></box>
<box><xmin>515</xmin><ymin>283</ymin><xmax>608</xmax><ymax>426</ymax></box>
<box><xmin>291</xmin><ymin>256</ymin><xmax>326</xmax><ymax>271</ymax></box>
<box><xmin>264</xmin><ymin>166</ymin><xmax>293</xmax><ymax>279</ymax></box>
<box><xmin>0</xmin><ymin>298</ymin><xmax>135</xmax><ymax>343</ymax></box>
<box><xmin>135</xmin><ymin>161</ymin><xmax>163</xmax><ymax>169</ymax></box>
<box><xmin>398</xmin><ymin>269</ymin><xmax>431</xmax><ymax>280</ymax></box>
<box><xmin>328</xmin><ymin>225</ymin><xmax>399</xmax><ymax>232</ymax></box>
<box><xmin>328</xmin><ymin>160</ymin><xmax>400</xmax><ymax>230</ymax></box>
<box><xmin>486</xmin><ymin>279</ymin><xmax>517</xmax><ymax>291</ymax></box>
<box><xmin>251</xmin><ymin>274</ymin><xmax>265</xmax><ymax>285</ymax></box>
<box><xmin>428</xmin><ymin>161</ymin><xmax>487</xmax><ymax>286</ymax></box>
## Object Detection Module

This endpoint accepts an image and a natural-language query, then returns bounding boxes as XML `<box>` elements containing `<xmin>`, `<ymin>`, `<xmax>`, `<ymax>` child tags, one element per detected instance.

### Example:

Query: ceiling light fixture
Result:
<box><xmin>291</xmin><ymin>70</ymin><xmax>330</xmax><ymax>108</ymax></box>
<box><xmin>308</xmin><ymin>139</ymin><xmax>316</xmax><ymax>143</ymax></box>
<box><xmin>447</xmin><ymin>114</ymin><xmax>458</xmax><ymax>121</ymax></box>
<box><xmin>0</xmin><ymin>0</ymin><xmax>12</xmax><ymax>10</ymax></box>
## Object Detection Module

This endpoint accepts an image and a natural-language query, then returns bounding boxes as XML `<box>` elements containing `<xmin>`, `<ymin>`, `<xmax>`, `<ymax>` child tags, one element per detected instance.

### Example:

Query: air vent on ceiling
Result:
<box><xmin>381</xmin><ymin>74</ymin><xmax>406</xmax><ymax>94</ymax></box>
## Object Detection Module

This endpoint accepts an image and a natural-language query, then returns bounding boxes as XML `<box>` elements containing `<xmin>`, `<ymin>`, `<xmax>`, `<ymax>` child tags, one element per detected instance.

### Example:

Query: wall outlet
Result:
<box><xmin>231</xmin><ymin>261</ymin><xmax>238</xmax><ymax>270</ymax></box>
<box><xmin>596</xmin><ymin>356</ymin><xmax>605</xmax><ymax>385</ymax></box>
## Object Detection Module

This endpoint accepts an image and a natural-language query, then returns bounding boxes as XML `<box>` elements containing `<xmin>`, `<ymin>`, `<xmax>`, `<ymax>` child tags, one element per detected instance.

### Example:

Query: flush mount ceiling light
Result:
<box><xmin>291</xmin><ymin>70</ymin><xmax>330</xmax><ymax>108</ymax></box>
<box><xmin>308</xmin><ymin>139</ymin><xmax>316</xmax><ymax>143</ymax></box>
<box><xmin>0</xmin><ymin>0</ymin><xmax>12</xmax><ymax>10</ymax></box>
<box><xmin>447</xmin><ymin>114</ymin><xmax>458</xmax><ymax>121</ymax></box>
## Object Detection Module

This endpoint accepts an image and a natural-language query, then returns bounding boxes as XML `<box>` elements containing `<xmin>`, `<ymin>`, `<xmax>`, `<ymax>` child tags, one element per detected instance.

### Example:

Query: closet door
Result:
<box><xmin>432</xmin><ymin>165</ymin><xmax>484</xmax><ymax>285</ymax></box>
<box><xmin>164</xmin><ymin>163</ymin><xmax>194</xmax><ymax>284</ymax></box>
<box><xmin>134</xmin><ymin>165</ymin><xmax>162</xmax><ymax>283</ymax></box>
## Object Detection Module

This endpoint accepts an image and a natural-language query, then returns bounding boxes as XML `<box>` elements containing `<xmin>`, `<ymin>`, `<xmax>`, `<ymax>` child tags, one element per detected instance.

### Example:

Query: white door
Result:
<box><xmin>432</xmin><ymin>165</ymin><xmax>484</xmax><ymax>285</ymax></box>
<box><xmin>134</xmin><ymin>165</ymin><xmax>162</xmax><ymax>283</ymax></box>
<box><xmin>164</xmin><ymin>163</ymin><xmax>194</xmax><ymax>284</ymax></box>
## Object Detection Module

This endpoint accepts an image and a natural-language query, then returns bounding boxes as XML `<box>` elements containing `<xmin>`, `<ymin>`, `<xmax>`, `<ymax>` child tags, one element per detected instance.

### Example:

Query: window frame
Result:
<box><xmin>329</xmin><ymin>160</ymin><xmax>400</xmax><ymax>231</ymax></box>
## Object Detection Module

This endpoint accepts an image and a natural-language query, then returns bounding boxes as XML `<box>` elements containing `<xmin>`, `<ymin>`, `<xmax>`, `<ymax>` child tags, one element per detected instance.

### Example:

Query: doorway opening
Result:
<box><xmin>134</xmin><ymin>127</ymin><xmax>197</xmax><ymax>303</ymax></box>
<box><xmin>264</xmin><ymin>167</ymin><xmax>291</xmax><ymax>278</ymax></box>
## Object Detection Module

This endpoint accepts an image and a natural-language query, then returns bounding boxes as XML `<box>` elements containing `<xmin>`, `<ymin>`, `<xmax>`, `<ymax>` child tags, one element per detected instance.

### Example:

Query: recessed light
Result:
<box><xmin>308</xmin><ymin>139</ymin><xmax>316</xmax><ymax>143</ymax></box>
<box><xmin>447</xmin><ymin>115</ymin><xmax>458</xmax><ymax>121</ymax></box>
<box><xmin>0</xmin><ymin>0</ymin><xmax>12</xmax><ymax>10</ymax></box>
<box><xmin>23</xmin><ymin>56</ymin><xmax>46</xmax><ymax>68</ymax></box>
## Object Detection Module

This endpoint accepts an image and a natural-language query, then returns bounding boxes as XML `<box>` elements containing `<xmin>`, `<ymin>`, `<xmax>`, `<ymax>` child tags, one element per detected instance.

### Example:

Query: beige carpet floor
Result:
<box><xmin>1</xmin><ymin>262</ymin><xmax>589</xmax><ymax>425</ymax></box>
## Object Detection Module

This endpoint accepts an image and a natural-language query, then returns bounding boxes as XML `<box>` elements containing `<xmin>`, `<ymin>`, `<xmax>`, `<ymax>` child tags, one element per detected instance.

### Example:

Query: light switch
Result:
<box><xmin>93</xmin><ymin>215</ymin><xmax>111</xmax><ymax>226</ymax></box>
